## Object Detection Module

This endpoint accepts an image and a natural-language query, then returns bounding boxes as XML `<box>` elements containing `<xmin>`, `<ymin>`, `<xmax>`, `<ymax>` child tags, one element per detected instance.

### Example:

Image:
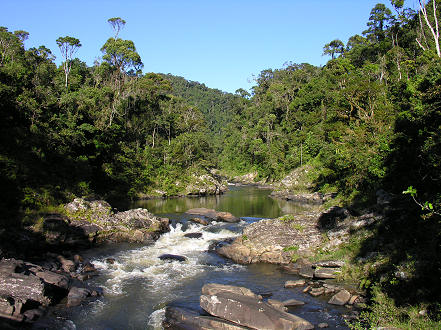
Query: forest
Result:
<box><xmin>0</xmin><ymin>0</ymin><xmax>440</xmax><ymax>327</ymax></box>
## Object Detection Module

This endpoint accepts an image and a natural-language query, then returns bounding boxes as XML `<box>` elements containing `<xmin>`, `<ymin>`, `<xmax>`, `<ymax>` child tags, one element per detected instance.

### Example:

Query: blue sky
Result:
<box><xmin>1</xmin><ymin>0</ymin><xmax>416</xmax><ymax>93</ymax></box>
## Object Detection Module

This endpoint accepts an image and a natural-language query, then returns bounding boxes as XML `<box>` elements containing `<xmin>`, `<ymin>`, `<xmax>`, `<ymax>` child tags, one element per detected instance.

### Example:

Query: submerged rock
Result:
<box><xmin>184</xmin><ymin>232</ymin><xmax>203</xmax><ymax>239</ymax></box>
<box><xmin>159</xmin><ymin>254</ymin><xmax>187</xmax><ymax>262</ymax></box>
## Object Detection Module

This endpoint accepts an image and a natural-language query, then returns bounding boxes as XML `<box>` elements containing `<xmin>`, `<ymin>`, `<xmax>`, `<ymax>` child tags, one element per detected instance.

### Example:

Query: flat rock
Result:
<box><xmin>35</xmin><ymin>271</ymin><xmax>69</xmax><ymax>290</ymax></box>
<box><xmin>159</xmin><ymin>254</ymin><xmax>187</xmax><ymax>262</ymax></box>
<box><xmin>328</xmin><ymin>289</ymin><xmax>351</xmax><ymax>306</ymax></box>
<box><xmin>186</xmin><ymin>208</ymin><xmax>239</xmax><ymax>223</ymax></box>
<box><xmin>309</xmin><ymin>287</ymin><xmax>325</xmax><ymax>297</ymax></box>
<box><xmin>284</xmin><ymin>279</ymin><xmax>306</xmax><ymax>288</ymax></box>
<box><xmin>314</xmin><ymin>267</ymin><xmax>339</xmax><ymax>279</ymax></box>
<box><xmin>200</xmin><ymin>291</ymin><xmax>314</xmax><ymax>330</ymax></box>
<box><xmin>0</xmin><ymin>272</ymin><xmax>50</xmax><ymax>306</ymax></box>
<box><xmin>189</xmin><ymin>217</ymin><xmax>209</xmax><ymax>226</ymax></box>
<box><xmin>201</xmin><ymin>283</ymin><xmax>261</xmax><ymax>300</ymax></box>
<box><xmin>267</xmin><ymin>299</ymin><xmax>287</xmax><ymax>311</ymax></box>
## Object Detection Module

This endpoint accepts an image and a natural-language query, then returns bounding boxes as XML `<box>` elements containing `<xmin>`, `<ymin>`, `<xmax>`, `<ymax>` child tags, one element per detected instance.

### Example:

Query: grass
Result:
<box><xmin>279</xmin><ymin>214</ymin><xmax>305</xmax><ymax>231</ymax></box>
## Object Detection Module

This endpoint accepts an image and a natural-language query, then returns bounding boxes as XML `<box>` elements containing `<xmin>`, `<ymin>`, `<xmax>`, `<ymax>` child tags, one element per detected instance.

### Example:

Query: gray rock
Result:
<box><xmin>267</xmin><ymin>299</ymin><xmax>288</xmax><ymax>311</ymax></box>
<box><xmin>57</xmin><ymin>255</ymin><xmax>76</xmax><ymax>273</ymax></box>
<box><xmin>35</xmin><ymin>271</ymin><xmax>69</xmax><ymax>290</ymax></box>
<box><xmin>328</xmin><ymin>289</ymin><xmax>351</xmax><ymax>306</ymax></box>
<box><xmin>314</xmin><ymin>267</ymin><xmax>339</xmax><ymax>279</ymax></box>
<box><xmin>309</xmin><ymin>287</ymin><xmax>325</xmax><ymax>297</ymax></box>
<box><xmin>0</xmin><ymin>272</ymin><xmax>50</xmax><ymax>306</ymax></box>
<box><xmin>318</xmin><ymin>322</ymin><xmax>329</xmax><ymax>328</ymax></box>
<box><xmin>201</xmin><ymin>283</ymin><xmax>261</xmax><ymax>300</ymax></box>
<box><xmin>200</xmin><ymin>291</ymin><xmax>314</xmax><ymax>329</ymax></box>
<box><xmin>163</xmin><ymin>306</ymin><xmax>247</xmax><ymax>329</ymax></box>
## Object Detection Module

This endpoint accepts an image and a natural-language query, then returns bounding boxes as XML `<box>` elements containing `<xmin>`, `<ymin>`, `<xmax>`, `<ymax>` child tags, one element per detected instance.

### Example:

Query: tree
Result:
<box><xmin>56</xmin><ymin>36</ymin><xmax>81</xmax><ymax>88</ymax></box>
<box><xmin>323</xmin><ymin>39</ymin><xmax>345</xmax><ymax>59</ymax></box>
<box><xmin>107</xmin><ymin>17</ymin><xmax>126</xmax><ymax>38</ymax></box>
<box><xmin>416</xmin><ymin>0</ymin><xmax>440</xmax><ymax>57</ymax></box>
<box><xmin>363</xmin><ymin>3</ymin><xmax>394</xmax><ymax>42</ymax></box>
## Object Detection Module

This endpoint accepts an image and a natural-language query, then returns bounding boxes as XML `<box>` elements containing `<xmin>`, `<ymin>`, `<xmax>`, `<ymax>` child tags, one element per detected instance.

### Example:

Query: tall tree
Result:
<box><xmin>416</xmin><ymin>0</ymin><xmax>440</xmax><ymax>57</ymax></box>
<box><xmin>323</xmin><ymin>39</ymin><xmax>345</xmax><ymax>59</ymax></box>
<box><xmin>56</xmin><ymin>36</ymin><xmax>81</xmax><ymax>88</ymax></box>
<box><xmin>364</xmin><ymin>3</ymin><xmax>394</xmax><ymax>42</ymax></box>
<box><xmin>107</xmin><ymin>17</ymin><xmax>126</xmax><ymax>38</ymax></box>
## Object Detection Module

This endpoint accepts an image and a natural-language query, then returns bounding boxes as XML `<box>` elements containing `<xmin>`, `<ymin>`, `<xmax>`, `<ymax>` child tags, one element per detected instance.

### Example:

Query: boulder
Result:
<box><xmin>57</xmin><ymin>255</ymin><xmax>76</xmax><ymax>273</ymax></box>
<box><xmin>200</xmin><ymin>291</ymin><xmax>314</xmax><ymax>329</ymax></box>
<box><xmin>267</xmin><ymin>299</ymin><xmax>288</xmax><ymax>311</ymax></box>
<box><xmin>163</xmin><ymin>306</ymin><xmax>247</xmax><ymax>330</ymax></box>
<box><xmin>313</xmin><ymin>260</ymin><xmax>345</xmax><ymax>268</ymax></box>
<box><xmin>328</xmin><ymin>289</ymin><xmax>351</xmax><ymax>306</ymax></box>
<box><xmin>0</xmin><ymin>271</ymin><xmax>50</xmax><ymax>306</ymax></box>
<box><xmin>34</xmin><ymin>271</ymin><xmax>69</xmax><ymax>290</ymax></box>
<box><xmin>298</xmin><ymin>266</ymin><xmax>315</xmax><ymax>279</ymax></box>
<box><xmin>186</xmin><ymin>208</ymin><xmax>239</xmax><ymax>223</ymax></box>
<box><xmin>159</xmin><ymin>254</ymin><xmax>187</xmax><ymax>262</ymax></box>
<box><xmin>201</xmin><ymin>283</ymin><xmax>261</xmax><ymax>300</ymax></box>
<box><xmin>309</xmin><ymin>287</ymin><xmax>325</xmax><ymax>297</ymax></box>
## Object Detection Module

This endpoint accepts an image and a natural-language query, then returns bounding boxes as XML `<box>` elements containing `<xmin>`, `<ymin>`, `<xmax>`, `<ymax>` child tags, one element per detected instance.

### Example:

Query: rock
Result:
<box><xmin>314</xmin><ymin>267</ymin><xmax>339</xmax><ymax>279</ymax></box>
<box><xmin>328</xmin><ymin>289</ymin><xmax>351</xmax><ymax>306</ymax></box>
<box><xmin>65</xmin><ymin>198</ymin><xmax>112</xmax><ymax>216</ymax></box>
<box><xmin>184</xmin><ymin>232</ymin><xmax>203</xmax><ymax>239</ymax></box>
<box><xmin>81</xmin><ymin>262</ymin><xmax>97</xmax><ymax>273</ymax></box>
<box><xmin>200</xmin><ymin>291</ymin><xmax>314</xmax><ymax>330</ymax></box>
<box><xmin>267</xmin><ymin>299</ymin><xmax>288</xmax><ymax>311</ymax></box>
<box><xmin>106</xmin><ymin>258</ymin><xmax>116</xmax><ymax>264</ymax></box>
<box><xmin>23</xmin><ymin>307</ymin><xmax>44</xmax><ymax>321</ymax></box>
<box><xmin>73</xmin><ymin>254</ymin><xmax>84</xmax><ymax>265</ymax></box>
<box><xmin>309</xmin><ymin>287</ymin><xmax>325</xmax><ymax>297</ymax></box>
<box><xmin>298</xmin><ymin>266</ymin><xmax>315</xmax><ymax>279</ymax></box>
<box><xmin>313</xmin><ymin>260</ymin><xmax>345</xmax><ymax>268</ymax></box>
<box><xmin>185</xmin><ymin>172</ymin><xmax>228</xmax><ymax>196</ymax></box>
<box><xmin>159</xmin><ymin>254</ymin><xmax>187</xmax><ymax>262</ymax></box>
<box><xmin>258</xmin><ymin>291</ymin><xmax>273</xmax><ymax>298</ymax></box>
<box><xmin>318</xmin><ymin>322</ymin><xmax>329</xmax><ymax>328</ymax></box>
<box><xmin>216</xmin><ymin>212</ymin><xmax>240</xmax><ymax>223</ymax></box>
<box><xmin>189</xmin><ymin>217</ymin><xmax>209</xmax><ymax>226</ymax></box>
<box><xmin>283</xmin><ymin>298</ymin><xmax>305</xmax><ymax>307</ymax></box>
<box><xmin>217</xmin><ymin>214</ymin><xmax>323</xmax><ymax>265</ymax></box>
<box><xmin>0</xmin><ymin>296</ymin><xmax>15</xmax><ymax>317</ymax></box>
<box><xmin>201</xmin><ymin>283</ymin><xmax>261</xmax><ymax>300</ymax></box>
<box><xmin>186</xmin><ymin>208</ymin><xmax>239</xmax><ymax>223</ymax></box>
<box><xmin>57</xmin><ymin>255</ymin><xmax>76</xmax><ymax>273</ymax></box>
<box><xmin>284</xmin><ymin>279</ymin><xmax>306</xmax><ymax>288</ymax></box>
<box><xmin>163</xmin><ymin>306</ymin><xmax>247</xmax><ymax>330</ymax></box>
<box><xmin>34</xmin><ymin>271</ymin><xmax>69</xmax><ymax>290</ymax></box>
<box><xmin>67</xmin><ymin>287</ymin><xmax>92</xmax><ymax>307</ymax></box>
<box><xmin>348</xmin><ymin>295</ymin><xmax>359</xmax><ymax>305</ymax></box>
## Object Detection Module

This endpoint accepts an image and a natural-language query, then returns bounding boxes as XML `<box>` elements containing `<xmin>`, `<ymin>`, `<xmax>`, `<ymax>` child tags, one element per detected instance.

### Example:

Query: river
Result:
<box><xmin>54</xmin><ymin>185</ymin><xmax>349</xmax><ymax>329</ymax></box>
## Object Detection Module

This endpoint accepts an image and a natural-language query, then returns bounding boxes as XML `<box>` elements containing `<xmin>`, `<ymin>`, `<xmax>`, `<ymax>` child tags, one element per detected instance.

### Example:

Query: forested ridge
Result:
<box><xmin>1</xmin><ymin>0</ymin><xmax>441</xmax><ymax>327</ymax></box>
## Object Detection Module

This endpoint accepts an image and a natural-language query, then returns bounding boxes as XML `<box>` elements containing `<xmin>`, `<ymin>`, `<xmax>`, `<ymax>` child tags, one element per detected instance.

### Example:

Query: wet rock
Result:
<box><xmin>73</xmin><ymin>254</ymin><xmax>84</xmax><ymax>265</ymax></box>
<box><xmin>201</xmin><ymin>283</ymin><xmax>261</xmax><ymax>300</ymax></box>
<box><xmin>159</xmin><ymin>254</ymin><xmax>187</xmax><ymax>262</ymax></box>
<box><xmin>189</xmin><ymin>217</ymin><xmax>209</xmax><ymax>226</ymax></box>
<box><xmin>184</xmin><ymin>232</ymin><xmax>203</xmax><ymax>239</ymax></box>
<box><xmin>283</xmin><ymin>298</ymin><xmax>305</xmax><ymax>307</ymax></box>
<box><xmin>200</xmin><ymin>291</ymin><xmax>314</xmax><ymax>329</ymax></box>
<box><xmin>81</xmin><ymin>262</ymin><xmax>97</xmax><ymax>273</ymax></box>
<box><xmin>106</xmin><ymin>258</ymin><xmax>116</xmax><ymax>264</ymax></box>
<box><xmin>67</xmin><ymin>287</ymin><xmax>92</xmax><ymax>307</ymax></box>
<box><xmin>328</xmin><ymin>289</ymin><xmax>351</xmax><ymax>306</ymax></box>
<box><xmin>284</xmin><ymin>279</ymin><xmax>306</xmax><ymax>288</ymax></box>
<box><xmin>23</xmin><ymin>307</ymin><xmax>44</xmax><ymax>321</ymax></box>
<box><xmin>258</xmin><ymin>291</ymin><xmax>273</xmax><ymax>298</ymax></box>
<box><xmin>216</xmin><ymin>212</ymin><xmax>239</xmax><ymax>223</ymax></box>
<box><xmin>163</xmin><ymin>306</ymin><xmax>247</xmax><ymax>329</ymax></box>
<box><xmin>318</xmin><ymin>322</ymin><xmax>329</xmax><ymax>328</ymax></box>
<box><xmin>314</xmin><ymin>267</ymin><xmax>339</xmax><ymax>279</ymax></box>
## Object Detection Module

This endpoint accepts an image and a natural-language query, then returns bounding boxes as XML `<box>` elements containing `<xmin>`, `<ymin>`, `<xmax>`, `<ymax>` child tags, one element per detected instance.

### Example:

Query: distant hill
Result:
<box><xmin>160</xmin><ymin>74</ymin><xmax>238</xmax><ymax>135</ymax></box>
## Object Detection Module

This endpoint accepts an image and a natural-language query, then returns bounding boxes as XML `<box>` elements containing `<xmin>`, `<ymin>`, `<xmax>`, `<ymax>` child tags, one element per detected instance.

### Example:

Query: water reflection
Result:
<box><xmin>132</xmin><ymin>185</ymin><xmax>310</xmax><ymax>218</ymax></box>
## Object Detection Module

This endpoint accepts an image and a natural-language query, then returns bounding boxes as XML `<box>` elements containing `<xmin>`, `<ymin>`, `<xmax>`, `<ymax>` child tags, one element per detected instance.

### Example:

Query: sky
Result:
<box><xmin>1</xmin><ymin>0</ymin><xmax>418</xmax><ymax>93</ymax></box>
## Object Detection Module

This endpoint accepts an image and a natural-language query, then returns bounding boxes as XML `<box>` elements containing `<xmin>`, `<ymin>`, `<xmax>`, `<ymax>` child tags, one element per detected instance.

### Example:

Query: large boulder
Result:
<box><xmin>216</xmin><ymin>211</ymin><xmax>322</xmax><ymax>264</ymax></box>
<box><xmin>200</xmin><ymin>291</ymin><xmax>313</xmax><ymax>329</ymax></box>
<box><xmin>163</xmin><ymin>306</ymin><xmax>247</xmax><ymax>330</ymax></box>
<box><xmin>185</xmin><ymin>172</ymin><xmax>228</xmax><ymax>196</ymax></box>
<box><xmin>201</xmin><ymin>283</ymin><xmax>261</xmax><ymax>300</ymax></box>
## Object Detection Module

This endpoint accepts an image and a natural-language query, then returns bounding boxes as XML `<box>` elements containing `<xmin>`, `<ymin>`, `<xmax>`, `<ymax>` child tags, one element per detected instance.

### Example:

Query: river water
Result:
<box><xmin>58</xmin><ymin>186</ymin><xmax>349</xmax><ymax>329</ymax></box>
